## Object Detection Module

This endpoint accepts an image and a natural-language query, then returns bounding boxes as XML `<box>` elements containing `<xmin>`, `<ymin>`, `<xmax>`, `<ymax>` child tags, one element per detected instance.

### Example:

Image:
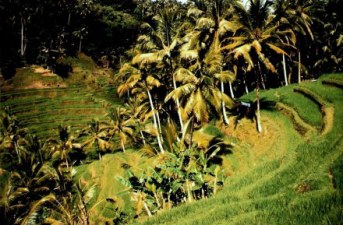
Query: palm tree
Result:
<box><xmin>44</xmin><ymin>125</ymin><xmax>81</xmax><ymax>169</ymax></box>
<box><xmin>78</xmin><ymin>120</ymin><xmax>112</xmax><ymax>159</ymax></box>
<box><xmin>165</xmin><ymin>67</ymin><xmax>234</xmax><ymax>125</ymax></box>
<box><xmin>311</xmin><ymin>0</ymin><xmax>341</xmax><ymax>74</ymax></box>
<box><xmin>166</xmin><ymin>2</ymin><xmax>237</xmax><ymax>126</ymax></box>
<box><xmin>107</xmin><ymin>107</ymin><xmax>135</xmax><ymax>152</ymax></box>
<box><xmin>274</xmin><ymin>0</ymin><xmax>317</xmax><ymax>83</ymax></box>
<box><xmin>118</xmin><ymin>63</ymin><xmax>165</xmax><ymax>153</ymax></box>
<box><xmin>222</xmin><ymin>0</ymin><xmax>290</xmax><ymax>132</ymax></box>
<box><xmin>133</xmin><ymin>3</ymin><xmax>187</xmax><ymax>132</ymax></box>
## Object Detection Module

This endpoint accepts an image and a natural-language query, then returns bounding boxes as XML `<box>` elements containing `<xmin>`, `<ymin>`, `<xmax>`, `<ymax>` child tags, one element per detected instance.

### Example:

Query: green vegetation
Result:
<box><xmin>1</xmin><ymin>0</ymin><xmax>343</xmax><ymax>225</ymax></box>
<box><xmin>132</xmin><ymin>74</ymin><xmax>343</xmax><ymax>225</ymax></box>
<box><xmin>0</xmin><ymin>86</ymin><xmax>117</xmax><ymax>140</ymax></box>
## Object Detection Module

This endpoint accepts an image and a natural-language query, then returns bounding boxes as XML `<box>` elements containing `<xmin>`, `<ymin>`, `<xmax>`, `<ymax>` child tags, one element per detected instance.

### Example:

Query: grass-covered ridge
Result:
<box><xmin>1</xmin><ymin>73</ymin><xmax>342</xmax><ymax>224</ymax></box>
<box><xmin>0</xmin><ymin>86</ymin><xmax>120</xmax><ymax>140</ymax></box>
<box><xmin>129</xmin><ymin>73</ymin><xmax>343</xmax><ymax>225</ymax></box>
<box><xmin>0</xmin><ymin>55</ymin><xmax>121</xmax><ymax>140</ymax></box>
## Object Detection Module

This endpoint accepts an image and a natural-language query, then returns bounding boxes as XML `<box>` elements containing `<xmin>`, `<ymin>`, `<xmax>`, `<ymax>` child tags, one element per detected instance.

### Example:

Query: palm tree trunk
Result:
<box><xmin>221</xmin><ymin>81</ymin><xmax>230</xmax><ymax>125</ymax></box>
<box><xmin>143</xmin><ymin>201</ymin><xmax>152</xmax><ymax>217</ymax></box>
<box><xmin>282</xmin><ymin>54</ymin><xmax>288</xmax><ymax>86</ymax></box>
<box><xmin>135</xmin><ymin>119</ymin><xmax>146</xmax><ymax>145</ymax></box>
<box><xmin>260</xmin><ymin>74</ymin><xmax>266</xmax><ymax>90</ymax></box>
<box><xmin>256</xmin><ymin>62</ymin><xmax>263</xmax><ymax>133</ymax></box>
<box><xmin>20</xmin><ymin>16</ymin><xmax>25</xmax><ymax>57</ymax></box>
<box><xmin>121</xmin><ymin>139</ymin><xmax>125</xmax><ymax>152</ymax></box>
<box><xmin>173</xmin><ymin>76</ymin><xmax>184</xmax><ymax>131</ymax></box>
<box><xmin>138</xmin><ymin>126</ymin><xmax>146</xmax><ymax>145</ymax></box>
<box><xmin>79</xmin><ymin>35</ymin><xmax>82</xmax><ymax>52</ymax></box>
<box><xmin>256</xmin><ymin>87</ymin><xmax>262</xmax><ymax>133</ymax></box>
<box><xmin>186</xmin><ymin>179</ymin><xmax>193</xmax><ymax>203</ymax></box>
<box><xmin>146</xmin><ymin>88</ymin><xmax>164</xmax><ymax>153</ymax></box>
<box><xmin>229</xmin><ymin>81</ymin><xmax>235</xmax><ymax>99</ymax></box>
<box><xmin>298</xmin><ymin>49</ymin><xmax>301</xmax><ymax>83</ymax></box>
<box><xmin>67</xmin><ymin>13</ymin><xmax>71</xmax><ymax>26</ymax></box>
<box><xmin>156</xmin><ymin>110</ymin><xmax>164</xmax><ymax>143</ymax></box>
<box><xmin>244</xmin><ymin>78</ymin><xmax>249</xmax><ymax>94</ymax></box>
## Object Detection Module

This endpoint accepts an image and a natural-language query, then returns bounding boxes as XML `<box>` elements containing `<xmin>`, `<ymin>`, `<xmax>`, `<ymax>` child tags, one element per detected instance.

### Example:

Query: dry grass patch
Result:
<box><xmin>275</xmin><ymin>102</ymin><xmax>316</xmax><ymax>137</ymax></box>
<box><xmin>321</xmin><ymin>106</ymin><xmax>334</xmax><ymax>136</ymax></box>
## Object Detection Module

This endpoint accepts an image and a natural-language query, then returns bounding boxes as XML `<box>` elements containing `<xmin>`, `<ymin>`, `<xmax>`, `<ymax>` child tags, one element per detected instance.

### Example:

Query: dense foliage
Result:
<box><xmin>0</xmin><ymin>0</ymin><xmax>342</xmax><ymax>224</ymax></box>
<box><xmin>0</xmin><ymin>0</ymin><xmax>140</xmax><ymax>70</ymax></box>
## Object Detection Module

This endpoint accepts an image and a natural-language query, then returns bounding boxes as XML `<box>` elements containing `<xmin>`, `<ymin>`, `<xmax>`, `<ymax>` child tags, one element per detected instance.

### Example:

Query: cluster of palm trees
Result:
<box><xmin>0</xmin><ymin>107</ymin><xmax>91</xmax><ymax>224</ymax></box>
<box><xmin>108</xmin><ymin>0</ymin><xmax>325</xmax><ymax>215</ymax></box>
<box><xmin>117</xmin><ymin>0</ymin><xmax>321</xmax><ymax>137</ymax></box>
<box><xmin>1</xmin><ymin>0</ymin><xmax>341</xmax><ymax>222</ymax></box>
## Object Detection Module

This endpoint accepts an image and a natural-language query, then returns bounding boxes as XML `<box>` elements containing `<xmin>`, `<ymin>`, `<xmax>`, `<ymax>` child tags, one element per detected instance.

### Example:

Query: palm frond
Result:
<box><xmin>214</xmin><ymin>71</ymin><xmax>236</xmax><ymax>83</ymax></box>
<box><xmin>44</xmin><ymin>217</ymin><xmax>65</xmax><ymax>225</ymax></box>
<box><xmin>185</xmin><ymin>90</ymin><xmax>209</xmax><ymax>123</ymax></box>
<box><xmin>258</xmin><ymin>52</ymin><xmax>276</xmax><ymax>73</ymax></box>
<box><xmin>146</xmin><ymin>75</ymin><xmax>161</xmax><ymax>88</ymax></box>
<box><xmin>221</xmin><ymin>41</ymin><xmax>244</xmax><ymax>51</ymax></box>
<box><xmin>187</xmin><ymin>8</ymin><xmax>204</xmax><ymax>19</ymax></box>
<box><xmin>219</xmin><ymin>19</ymin><xmax>241</xmax><ymax>35</ymax></box>
<box><xmin>231</xmin><ymin>44</ymin><xmax>254</xmax><ymax>69</ymax></box>
<box><xmin>266</xmin><ymin>43</ymin><xmax>288</xmax><ymax>55</ymax></box>
<box><xmin>20</xmin><ymin>194</ymin><xmax>56</xmax><ymax>225</ymax></box>
<box><xmin>251</xmin><ymin>40</ymin><xmax>262</xmax><ymax>54</ymax></box>
<box><xmin>165</xmin><ymin>83</ymin><xmax>196</xmax><ymax>103</ymax></box>
<box><xmin>132</xmin><ymin>53</ymin><xmax>161</xmax><ymax>66</ymax></box>
<box><xmin>174</xmin><ymin>68</ymin><xmax>197</xmax><ymax>83</ymax></box>
<box><xmin>117</xmin><ymin>74</ymin><xmax>141</xmax><ymax>97</ymax></box>
<box><xmin>180</xmin><ymin>49</ymin><xmax>199</xmax><ymax>60</ymax></box>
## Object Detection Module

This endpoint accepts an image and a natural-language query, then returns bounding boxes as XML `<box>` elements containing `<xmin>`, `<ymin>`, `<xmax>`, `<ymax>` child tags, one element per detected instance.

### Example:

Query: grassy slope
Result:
<box><xmin>131</xmin><ymin>74</ymin><xmax>343</xmax><ymax>225</ymax></box>
<box><xmin>0</xmin><ymin>55</ymin><xmax>120</xmax><ymax>140</ymax></box>
<box><xmin>0</xmin><ymin>86</ymin><xmax>119</xmax><ymax>139</ymax></box>
<box><xmin>1</xmin><ymin>70</ymin><xmax>342</xmax><ymax>224</ymax></box>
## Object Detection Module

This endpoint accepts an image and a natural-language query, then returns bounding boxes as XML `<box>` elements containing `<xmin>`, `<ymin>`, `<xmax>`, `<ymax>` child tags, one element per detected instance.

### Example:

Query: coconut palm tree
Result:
<box><xmin>166</xmin><ymin>2</ymin><xmax>237</xmax><ymax>126</ymax></box>
<box><xmin>44</xmin><ymin>125</ymin><xmax>81</xmax><ymax>169</ymax></box>
<box><xmin>124</xmin><ymin>99</ymin><xmax>150</xmax><ymax>146</ymax></box>
<box><xmin>107</xmin><ymin>107</ymin><xmax>135</xmax><ymax>152</ymax></box>
<box><xmin>274</xmin><ymin>0</ymin><xmax>318</xmax><ymax>83</ymax></box>
<box><xmin>78</xmin><ymin>120</ymin><xmax>112</xmax><ymax>159</ymax></box>
<box><xmin>132</xmin><ymin>3</ymin><xmax>187</xmax><ymax>132</ymax></box>
<box><xmin>118</xmin><ymin>63</ymin><xmax>165</xmax><ymax>153</ymax></box>
<box><xmin>222</xmin><ymin>0</ymin><xmax>291</xmax><ymax>132</ymax></box>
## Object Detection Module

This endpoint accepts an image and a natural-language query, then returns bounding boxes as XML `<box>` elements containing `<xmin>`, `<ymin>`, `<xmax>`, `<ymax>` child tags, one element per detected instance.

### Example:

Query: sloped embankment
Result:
<box><xmin>132</xmin><ymin>74</ymin><xmax>343</xmax><ymax>225</ymax></box>
<box><xmin>0</xmin><ymin>86</ymin><xmax>120</xmax><ymax>140</ymax></box>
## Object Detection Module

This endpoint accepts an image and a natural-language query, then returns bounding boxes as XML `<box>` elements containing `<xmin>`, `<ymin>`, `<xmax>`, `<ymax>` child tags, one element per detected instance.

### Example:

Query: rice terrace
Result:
<box><xmin>0</xmin><ymin>0</ymin><xmax>342</xmax><ymax>224</ymax></box>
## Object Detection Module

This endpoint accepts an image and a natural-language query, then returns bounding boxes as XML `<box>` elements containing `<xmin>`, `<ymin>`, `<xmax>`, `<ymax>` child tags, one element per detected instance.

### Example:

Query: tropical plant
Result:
<box><xmin>117</xmin><ymin>118</ymin><xmax>230</xmax><ymax>216</ymax></box>
<box><xmin>78</xmin><ymin>119</ymin><xmax>112</xmax><ymax>159</ymax></box>
<box><xmin>44</xmin><ymin>125</ymin><xmax>82</xmax><ymax>169</ymax></box>
<box><xmin>275</xmin><ymin>0</ymin><xmax>319</xmax><ymax>83</ymax></box>
<box><xmin>165</xmin><ymin>1</ymin><xmax>237</xmax><ymax>126</ymax></box>
<box><xmin>221</xmin><ymin>0</ymin><xmax>293</xmax><ymax>132</ymax></box>
<box><xmin>117</xmin><ymin>63</ymin><xmax>165</xmax><ymax>153</ymax></box>
<box><xmin>0</xmin><ymin>129</ymin><xmax>82</xmax><ymax>224</ymax></box>
<box><xmin>107</xmin><ymin>107</ymin><xmax>135</xmax><ymax>152</ymax></box>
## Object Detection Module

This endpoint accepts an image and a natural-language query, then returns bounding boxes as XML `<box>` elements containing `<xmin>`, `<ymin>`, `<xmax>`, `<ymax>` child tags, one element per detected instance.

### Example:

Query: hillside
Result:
<box><xmin>1</xmin><ymin>0</ymin><xmax>343</xmax><ymax>224</ymax></box>
<box><xmin>1</xmin><ymin>73</ymin><xmax>342</xmax><ymax>224</ymax></box>
<box><xmin>129</xmin><ymin>74</ymin><xmax>343</xmax><ymax>225</ymax></box>
<box><xmin>0</xmin><ymin>54</ymin><xmax>120</xmax><ymax>140</ymax></box>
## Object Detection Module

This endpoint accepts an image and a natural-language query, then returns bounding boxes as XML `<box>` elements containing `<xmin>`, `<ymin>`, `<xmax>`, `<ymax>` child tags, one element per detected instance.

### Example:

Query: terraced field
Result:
<box><xmin>0</xmin><ymin>86</ymin><xmax>120</xmax><ymax>139</ymax></box>
<box><xmin>1</xmin><ymin>73</ymin><xmax>342</xmax><ymax>224</ymax></box>
<box><xmin>129</xmin><ymin>74</ymin><xmax>343</xmax><ymax>225</ymax></box>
